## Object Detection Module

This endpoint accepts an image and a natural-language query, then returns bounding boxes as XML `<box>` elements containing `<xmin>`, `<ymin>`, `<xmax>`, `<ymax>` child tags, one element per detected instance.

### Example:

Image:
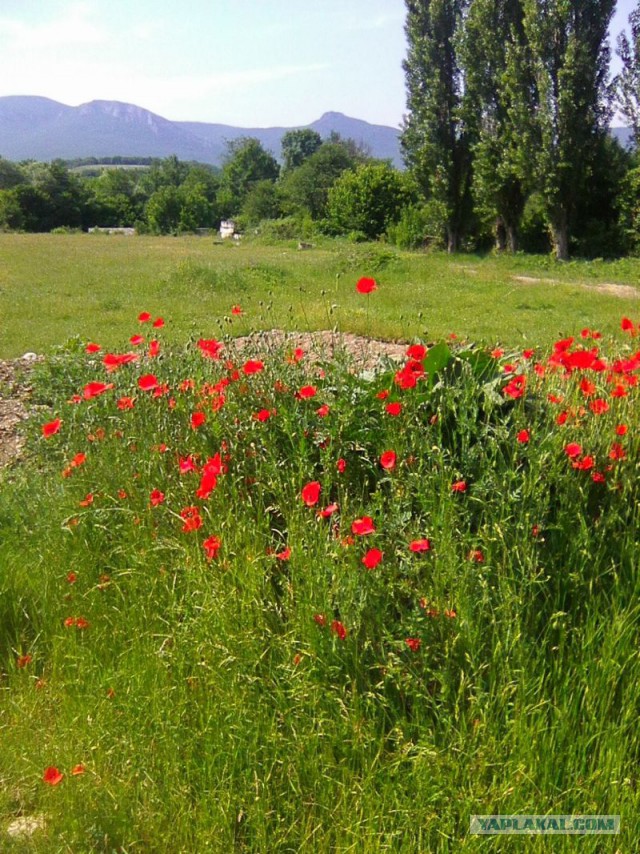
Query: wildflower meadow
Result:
<box><xmin>0</xmin><ymin>275</ymin><xmax>639</xmax><ymax>851</ymax></box>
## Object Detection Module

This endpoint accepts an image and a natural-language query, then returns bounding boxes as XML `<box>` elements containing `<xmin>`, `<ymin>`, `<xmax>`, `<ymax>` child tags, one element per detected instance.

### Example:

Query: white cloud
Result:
<box><xmin>0</xmin><ymin>2</ymin><xmax>105</xmax><ymax>50</ymax></box>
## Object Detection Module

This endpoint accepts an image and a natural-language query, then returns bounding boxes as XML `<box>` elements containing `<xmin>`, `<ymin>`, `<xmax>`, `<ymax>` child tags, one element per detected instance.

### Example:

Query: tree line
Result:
<box><xmin>0</xmin><ymin>132</ymin><xmax>413</xmax><ymax>242</ymax></box>
<box><xmin>402</xmin><ymin>0</ymin><xmax>640</xmax><ymax>259</ymax></box>
<box><xmin>1</xmin><ymin>1</ymin><xmax>640</xmax><ymax>258</ymax></box>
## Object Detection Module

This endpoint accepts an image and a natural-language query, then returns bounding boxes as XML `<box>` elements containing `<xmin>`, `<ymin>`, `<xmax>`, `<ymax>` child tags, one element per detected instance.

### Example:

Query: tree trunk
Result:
<box><xmin>447</xmin><ymin>227</ymin><xmax>459</xmax><ymax>253</ymax></box>
<box><xmin>495</xmin><ymin>218</ymin><xmax>507</xmax><ymax>252</ymax></box>
<box><xmin>505</xmin><ymin>222</ymin><xmax>518</xmax><ymax>253</ymax></box>
<box><xmin>550</xmin><ymin>210</ymin><xmax>569</xmax><ymax>261</ymax></box>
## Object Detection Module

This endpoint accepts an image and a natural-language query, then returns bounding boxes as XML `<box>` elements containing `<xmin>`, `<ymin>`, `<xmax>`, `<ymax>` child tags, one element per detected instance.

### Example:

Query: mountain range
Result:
<box><xmin>0</xmin><ymin>96</ymin><xmax>632</xmax><ymax>169</ymax></box>
<box><xmin>0</xmin><ymin>96</ymin><xmax>403</xmax><ymax>167</ymax></box>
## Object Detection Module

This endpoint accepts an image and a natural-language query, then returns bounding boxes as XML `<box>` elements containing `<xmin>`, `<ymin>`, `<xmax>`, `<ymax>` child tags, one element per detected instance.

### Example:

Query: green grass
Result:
<box><xmin>1</xmin><ymin>233</ymin><xmax>639</xmax><ymax>358</ymax></box>
<box><xmin>0</xmin><ymin>305</ymin><xmax>639</xmax><ymax>850</ymax></box>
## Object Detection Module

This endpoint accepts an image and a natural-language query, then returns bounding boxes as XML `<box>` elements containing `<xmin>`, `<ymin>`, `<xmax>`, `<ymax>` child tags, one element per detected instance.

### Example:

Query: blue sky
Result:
<box><xmin>0</xmin><ymin>1</ymin><xmax>636</xmax><ymax>129</ymax></box>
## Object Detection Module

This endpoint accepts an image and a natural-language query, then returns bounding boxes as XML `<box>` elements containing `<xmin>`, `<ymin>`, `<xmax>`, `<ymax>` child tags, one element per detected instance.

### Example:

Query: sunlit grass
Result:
<box><xmin>0</xmin><ymin>232</ymin><xmax>639</xmax><ymax>358</ymax></box>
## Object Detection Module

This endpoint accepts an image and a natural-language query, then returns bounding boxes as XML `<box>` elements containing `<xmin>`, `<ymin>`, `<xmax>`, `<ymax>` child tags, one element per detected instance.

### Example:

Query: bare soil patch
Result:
<box><xmin>512</xmin><ymin>275</ymin><xmax>639</xmax><ymax>298</ymax></box>
<box><xmin>0</xmin><ymin>356</ymin><xmax>42</xmax><ymax>469</ymax></box>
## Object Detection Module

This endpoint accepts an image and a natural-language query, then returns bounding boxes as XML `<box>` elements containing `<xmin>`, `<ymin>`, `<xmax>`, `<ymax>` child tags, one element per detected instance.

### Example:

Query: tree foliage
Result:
<box><xmin>615</xmin><ymin>4</ymin><xmax>640</xmax><ymax>147</ymax></box>
<box><xmin>462</xmin><ymin>0</ymin><xmax>533</xmax><ymax>251</ymax></box>
<box><xmin>280</xmin><ymin>140</ymin><xmax>366</xmax><ymax>220</ymax></box>
<box><xmin>280</xmin><ymin>129</ymin><xmax>323</xmax><ymax>172</ymax></box>
<box><xmin>218</xmin><ymin>138</ymin><xmax>280</xmax><ymax>218</ymax></box>
<box><xmin>326</xmin><ymin>162</ymin><xmax>413</xmax><ymax>239</ymax></box>
<box><xmin>401</xmin><ymin>0</ymin><xmax>474</xmax><ymax>252</ymax></box>
<box><xmin>521</xmin><ymin>0</ymin><xmax>615</xmax><ymax>259</ymax></box>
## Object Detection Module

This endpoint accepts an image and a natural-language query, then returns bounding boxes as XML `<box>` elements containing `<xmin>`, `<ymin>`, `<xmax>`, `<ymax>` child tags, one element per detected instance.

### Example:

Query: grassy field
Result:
<box><xmin>1</xmin><ymin>232</ymin><xmax>640</xmax><ymax>358</ymax></box>
<box><xmin>0</xmin><ymin>235</ymin><xmax>639</xmax><ymax>850</ymax></box>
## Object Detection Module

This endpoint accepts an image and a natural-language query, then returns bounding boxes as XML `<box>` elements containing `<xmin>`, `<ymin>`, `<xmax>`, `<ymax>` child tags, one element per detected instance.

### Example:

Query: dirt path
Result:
<box><xmin>512</xmin><ymin>275</ymin><xmax>639</xmax><ymax>298</ymax></box>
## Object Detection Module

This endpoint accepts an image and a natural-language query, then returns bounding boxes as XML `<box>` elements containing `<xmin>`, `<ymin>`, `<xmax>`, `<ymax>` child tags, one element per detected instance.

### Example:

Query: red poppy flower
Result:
<box><xmin>71</xmin><ymin>764</ymin><xmax>86</xmax><ymax>776</ymax></box>
<box><xmin>503</xmin><ymin>374</ymin><xmax>526</xmax><ymax>399</ymax></box>
<box><xmin>394</xmin><ymin>360</ymin><xmax>425</xmax><ymax>390</ymax></box>
<box><xmin>517</xmin><ymin>429</ymin><xmax>530</xmax><ymax>444</ymax></box>
<box><xmin>117</xmin><ymin>396</ymin><xmax>135</xmax><ymax>410</ymax></box>
<box><xmin>79</xmin><ymin>493</ymin><xmax>94</xmax><ymax>507</ymax></box>
<box><xmin>67</xmin><ymin>571</ymin><xmax>78</xmax><ymax>583</ymax></box>
<box><xmin>253</xmin><ymin>408</ymin><xmax>272</xmax><ymax>422</ymax></box>
<box><xmin>351</xmin><ymin>516</ymin><xmax>375</xmax><ymax>536</ymax></box>
<box><xmin>231</xmin><ymin>305</ymin><xmax>243</xmax><ymax>316</ymax></box>
<box><xmin>316</xmin><ymin>404</ymin><xmax>330</xmax><ymax>417</ymax></box>
<box><xmin>275</xmin><ymin>546</ymin><xmax>291</xmax><ymax>561</ymax></box>
<box><xmin>150</xmin><ymin>489</ymin><xmax>165</xmax><ymax>507</ymax></box>
<box><xmin>42</xmin><ymin>418</ymin><xmax>62</xmax><ymax>438</ymax></box>
<box><xmin>589</xmin><ymin>398</ymin><xmax>609</xmax><ymax>415</ymax></box>
<box><xmin>318</xmin><ymin>503</ymin><xmax>339</xmax><ymax>518</ymax></box>
<box><xmin>405</xmin><ymin>637</ymin><xmax>421</xmax><ymax>652</ymax></box>
<box><xmin>451</xmin><ymin>480</ymin><xmax>467</xmax><ymax>493</ymax></box>
<box><xmin>103</xmin><ymin>352</ymin><xmax>138</xmax><ymax>372</ymax></box>
<box><xmin>376</xmin><ymin>389</ymin><xmax>389</xmax><ymax>400</ymax></box>
<box><xmin>75</xmin><ymin>617</ymin><xmax>90</xmax><ymax>629</ymax></box>
<box><xmin>82</xmin><ymin>381</ymin><xmax>114</xmax><ymax>400</ymax></box>
<box><xmin>297</xmin><ymin>385</ymin><xmax>317</xmax><ymax>399</ymax></box>
<box><xmin>313</xmin><ymin>614</ymin><xmax>326</xmax><ymax>627</ymax></box>
<box><xmin>191</xmin><ymin>411</ymin><xmax>206</xmax><ymax>429</ymax></box>
<box><xmin>356</xmin><ymin>277</ymin><xmax>377</xmax><ymax>294</ymax></box>
<box><xmin>409</xmin><ymin>538</ymin><xmax>431</xmax><ymax>552</ymax></box>
<box><xmin>152</xmin><ymin>317</ymin><xmax>165</xmax><ymax>328</ymax></box>
<box><xmin>385</xmin><ymin>401</ymin><xmax>402</xmax><ymax>416</ymax></box>
<box><xmin>243</xmin><ymin>359</ymin><xmax>264</xmax><ymax>375</ymax></box>
<box><xmin>138</xmin><ymin>374</ymin><xmax>158</xmax><ymax>391</ymax></box>
<box><xmin>380</xmin><ymin>450</ymin><xmax>397</xmax><ymax>470</ymax></box>
<box><xmin>406</xmin><ymin>343</ymin><xmax>427</xmax><ymax>361</ymax></box>
<box><xmin>148</xmin><ymin>340</ymin><xmax>160</xmax><ymax>358</ymax></box>
<box><xmin>362</xmin><ymin>548</ymin><xmax>383</xmax><ymax>569</ymax></box>
<box><xmin>197</xmin><ymin>339</ymin><xmax>224</xmax><ymax>360</ymax></box>
<box><xmin>336</xmin><ymin>458</ymin><xmax>346</xmax><ymax>473</ymax></box>
<box><xmin>203</xmin><ymin>535</ymin><xmax>222</xmax><ymax>560</ymax></box>
<box><xmin>138</xmin><ymin>311</ymin><xmax>151</xmax><ymax>323</ymax></box>
<box><xmin>621</xmin><ymin>317</ymin><xmax>635</xmax><ymax>333</ymax></box>
<box><xmin>130</xmin><ymin>334</ymin><xmax>144</xmax><ymax>346</ymax></box>
<box><xmin>330</xmin><ymin>620</ymin><xmax>347</xmax><ymax>640</ymax></box>
<box><xmin>85</xmin><ymin>342</ymin><xmax>101</xmax><ymax>353</ymax></box>
<box><xmin>572</xmin><ymin>455</ymin><xmax>595</xmax><ymax>471</ymax></box>
<box><xmin>609</xmin><ymin>443</ymin><xmax>626</xmax><ymax>461</ymax></box>
<box><xmin>43</xmin><ymin>767</ymin><xmax>63</xmax><ymax>786</ymax></box>
<box><xmin>16</xmin><ymin>653</ymin><xmax>33</xmax><ymax>668</ymax></box>
<box><xmin>444</xmin><ymin>609</ymin><xmax>457</xmax><ymax>619</ymax></box>
<box><xmin>180</xmin><ymin>506</ymin><xmax>202</xmax><ymax>532</ymax></box>
<box><xmin>468</xmin><ymin>549</ymin><xmax>484</xmax><ymax>562</ymax></box>
<box><xmin>616</xmin><ymin>424</ymin><xmax>628</xmax><ymax>436</ymax></box>
<box><xmin>301</xmin><ymin>481</ymin><xmax>321</xmax><ymax>507</ymax></box>
<box><xmin>564</xmin><ymin>443</ymin><xmax>583</xmax><ymax>459</ymax></box>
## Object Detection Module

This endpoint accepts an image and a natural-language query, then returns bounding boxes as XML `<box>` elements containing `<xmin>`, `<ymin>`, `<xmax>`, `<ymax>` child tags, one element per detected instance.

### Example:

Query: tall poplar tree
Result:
<box><xmin>462</xmin><ymin>0</ymin><xmax>533</xmax><ymax>251</ymax></box>
<box><xmin>615</xmin><ymin>4</ymin><xmax>640</xmax><ymax>146</ymax></box>
<box><xmin>522</xmin><ymin>0</ymin><xmax>615</xmax><ymax>260</ymax></box>
<box><xmin>401</xmin><ymin>0</ymin><xmax>473</xmax><ymax>253</ymax></box>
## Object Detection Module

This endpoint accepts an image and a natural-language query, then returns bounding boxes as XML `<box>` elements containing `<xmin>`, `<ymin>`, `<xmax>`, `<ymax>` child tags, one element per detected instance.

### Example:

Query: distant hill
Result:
<box><xmin>0</xmin><ymin>96</ymin><xmax>403</xmax><ymax>167</ymax></box>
